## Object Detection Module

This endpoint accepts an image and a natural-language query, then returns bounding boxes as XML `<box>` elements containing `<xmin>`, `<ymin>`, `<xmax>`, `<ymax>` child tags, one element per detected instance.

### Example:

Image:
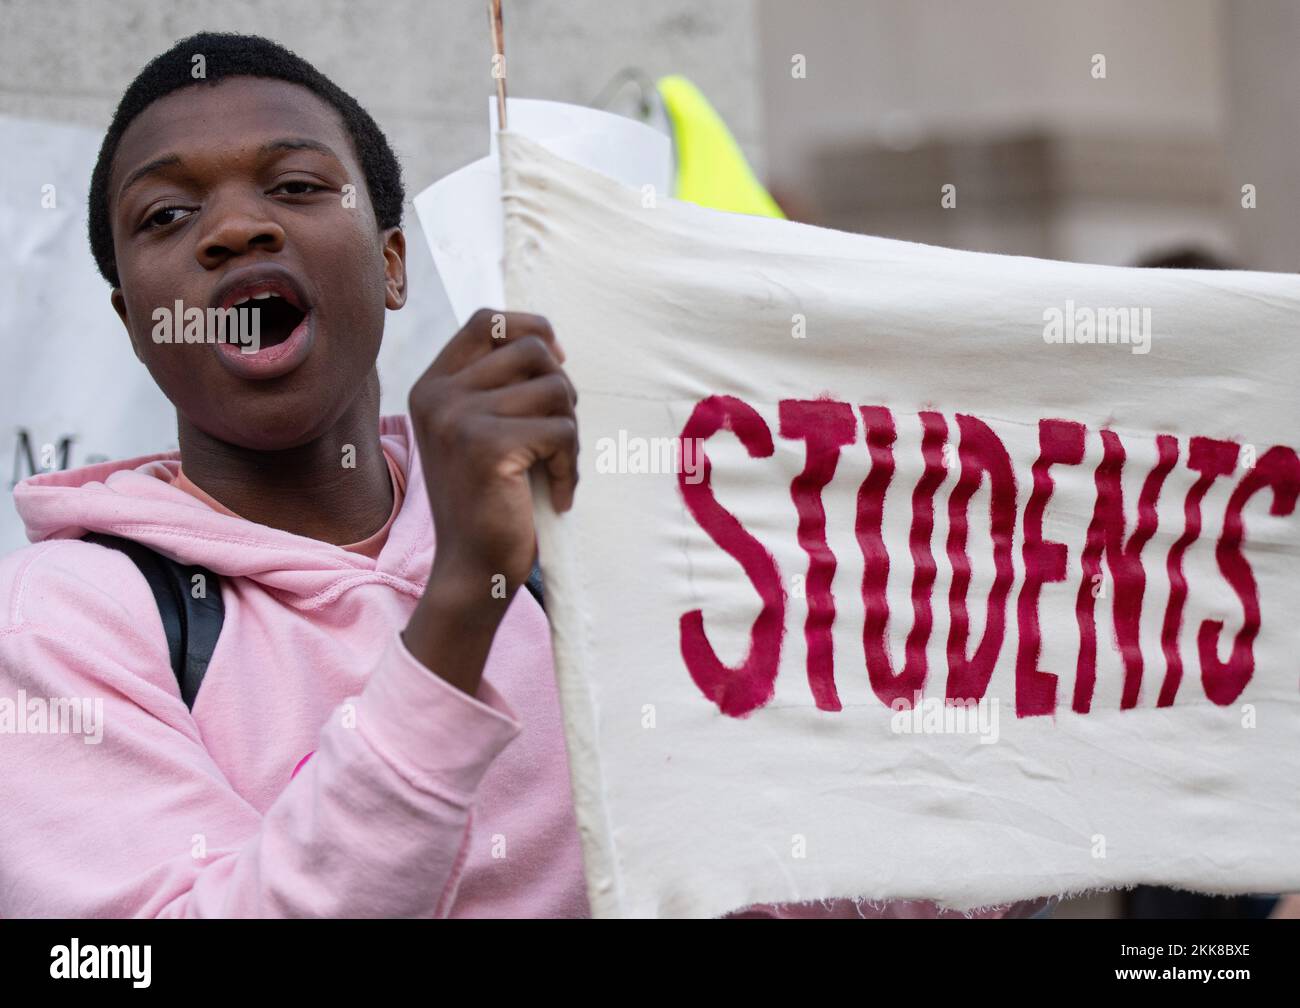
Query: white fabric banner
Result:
<box><xmin>500</xmin><ymin>132</ymin><xmax>1300</xmax><ymax>918</ymax></box>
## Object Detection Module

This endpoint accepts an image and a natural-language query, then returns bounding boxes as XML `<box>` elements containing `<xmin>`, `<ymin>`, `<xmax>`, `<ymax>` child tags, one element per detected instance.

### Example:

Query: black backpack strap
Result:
<box><xmin>81</xmin><ymin>533</ymin><xmax>224</xmax><ymax>711</ymax></box>
<box><xmin>524</xmin><ymin>560</ymin><xmax>545</xmax><ymax>610</ymax></box>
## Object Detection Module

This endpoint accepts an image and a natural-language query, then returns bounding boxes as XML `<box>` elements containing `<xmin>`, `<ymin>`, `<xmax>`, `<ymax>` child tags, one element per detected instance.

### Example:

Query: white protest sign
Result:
<box><xmin>500</xmin><ymin>131</ymin><xmax>1300</xmax><ymax>918</ymax></box>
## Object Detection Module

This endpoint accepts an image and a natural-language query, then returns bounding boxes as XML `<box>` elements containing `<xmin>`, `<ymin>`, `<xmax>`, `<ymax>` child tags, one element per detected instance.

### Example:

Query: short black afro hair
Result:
<box><xmin>88</xmin><ymin>31</ymin><xmax>404</xmax><ymax>287</ymax></box>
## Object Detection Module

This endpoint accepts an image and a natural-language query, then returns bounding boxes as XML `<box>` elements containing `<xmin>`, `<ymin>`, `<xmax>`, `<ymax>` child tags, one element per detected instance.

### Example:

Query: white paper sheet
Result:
<box><xmin>414</xmin><ymin>99</ymin><xmax>671</xmax><ymax>326</ymax></box>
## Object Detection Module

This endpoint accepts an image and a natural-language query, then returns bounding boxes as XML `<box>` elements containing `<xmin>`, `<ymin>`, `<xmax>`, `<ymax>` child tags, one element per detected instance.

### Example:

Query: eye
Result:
<box><xmin>272</xmin><ymin>180</ymin><xmax>327</xmax><ymax>196</ymax></box>
<box><xmin>142</xmin><ymin>206</ymin><xmax>191</xmax><ymax>230</ymax></box>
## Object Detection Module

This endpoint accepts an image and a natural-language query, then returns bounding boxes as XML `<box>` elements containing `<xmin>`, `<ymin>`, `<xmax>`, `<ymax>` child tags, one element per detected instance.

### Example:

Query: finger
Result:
<box><xmin>481</xmin><ymin>371</ymin><xmax>577</xmax><ymax>418</ymax></box>
<box><xmin>432</xmin><ymin>308</ymin><xmax>563</xmax><ymax>376</ymax></box>
<box><xmin>544</xmin><ymin>438</ymin><xmax>579</xmax><ymax>513</ymax></box>
<box><xmin>457</xmin><ymin>334</ymin><xmax>565</xmax><ymax>391</ymax></box>
<box><xmin>494</xmin><ymin>415</ymin><xmax>579</xmax><ymax>513</ymax></box>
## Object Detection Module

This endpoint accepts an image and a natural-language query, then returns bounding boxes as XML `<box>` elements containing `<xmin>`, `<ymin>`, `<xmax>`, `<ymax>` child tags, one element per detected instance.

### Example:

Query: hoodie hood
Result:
<box><xmin>12</xmin><ymin>414</ymin><xmax>433</xmax><ymax>602</ymax></box>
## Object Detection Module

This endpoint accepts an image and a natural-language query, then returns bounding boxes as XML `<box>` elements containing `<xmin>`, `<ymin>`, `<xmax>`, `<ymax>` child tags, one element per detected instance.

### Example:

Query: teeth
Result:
<box><xmin>229</xmin><ymin>290</ymin><xmax>284</xmax><ymax>307</ymax></box>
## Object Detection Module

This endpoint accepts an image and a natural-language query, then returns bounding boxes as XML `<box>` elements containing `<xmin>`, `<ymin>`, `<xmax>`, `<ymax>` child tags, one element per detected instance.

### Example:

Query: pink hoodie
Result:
<box><xmin>0</xmin><ymin>414</ymin><xmax>1041</xmax><ymax>919</ymax></box>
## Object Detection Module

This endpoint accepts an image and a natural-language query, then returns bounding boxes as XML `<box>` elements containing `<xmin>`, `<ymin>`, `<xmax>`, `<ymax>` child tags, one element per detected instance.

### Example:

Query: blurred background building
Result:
<box><xmin>757</xmin><ymin>0</ymin><xmax>1296</xmax><ymax>274</ymax></box>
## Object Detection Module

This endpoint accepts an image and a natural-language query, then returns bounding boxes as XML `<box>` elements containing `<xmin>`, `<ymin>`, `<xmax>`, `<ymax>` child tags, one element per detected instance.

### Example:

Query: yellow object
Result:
<box><xmin>656</xmin><ymin>74</ymin><xmax>785</xmax><ymax>220</ymax></box>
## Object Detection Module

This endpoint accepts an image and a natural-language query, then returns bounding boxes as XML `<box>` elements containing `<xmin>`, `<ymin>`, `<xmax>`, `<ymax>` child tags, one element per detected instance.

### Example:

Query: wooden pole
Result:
<box><xmin>488</xmin><ymin>0</ymin><xmax>507</xmax><ymax>130</ymax></box>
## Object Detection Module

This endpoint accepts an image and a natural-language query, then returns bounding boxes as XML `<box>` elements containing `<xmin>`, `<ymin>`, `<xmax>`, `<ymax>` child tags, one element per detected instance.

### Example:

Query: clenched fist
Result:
<box><xmin>401</xmin><ymin>309</ymin><xmax>578</xmax><ymax>695</ymax></box>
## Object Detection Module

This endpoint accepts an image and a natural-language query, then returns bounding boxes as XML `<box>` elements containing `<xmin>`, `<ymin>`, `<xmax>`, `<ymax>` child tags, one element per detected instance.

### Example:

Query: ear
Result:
<box><xmin>382</xmin><ymin>227</ymin><xmax>407</xmax><ymax>311</ymax></box>
<box><xmin>110</xmin><ymin>287</ymin><xmax>144</xmax><ymax>363</ymax></box>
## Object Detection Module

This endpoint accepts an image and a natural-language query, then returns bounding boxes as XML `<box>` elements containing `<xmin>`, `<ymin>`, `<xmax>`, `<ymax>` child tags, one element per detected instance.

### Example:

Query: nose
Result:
<box><xmin>195</xmin><ymin>186</ymin><xmax>286</xmax><ymax>268</ymax></box>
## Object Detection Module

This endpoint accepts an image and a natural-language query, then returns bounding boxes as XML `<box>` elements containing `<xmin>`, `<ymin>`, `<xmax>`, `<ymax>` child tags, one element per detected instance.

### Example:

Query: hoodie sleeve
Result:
<box><xmin>0</xmin><ymin>541</ymin><xmax>520</xmax><ymax>918</ymax></box>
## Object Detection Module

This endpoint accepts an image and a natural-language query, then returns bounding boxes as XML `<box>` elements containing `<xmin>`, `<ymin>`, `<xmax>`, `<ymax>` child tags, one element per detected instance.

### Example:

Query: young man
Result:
<box><xmin>0</xmin><ymin>32</ymin><xmax>1038</xmax><ymax>918</ymax></box>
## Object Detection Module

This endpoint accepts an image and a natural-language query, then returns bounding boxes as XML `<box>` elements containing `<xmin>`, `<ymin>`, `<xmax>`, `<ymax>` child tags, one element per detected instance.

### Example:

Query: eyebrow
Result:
<box><xmin>117</xmin><ymin>137</ymin><xmax>343</xmax><ymax>201</ymax></box>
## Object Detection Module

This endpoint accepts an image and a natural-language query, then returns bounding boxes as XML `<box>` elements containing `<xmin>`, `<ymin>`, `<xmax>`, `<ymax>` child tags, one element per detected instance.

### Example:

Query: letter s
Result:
<box><xmin>678</xmin><ymin>396</ymin><xmax>785</xmax><ymax>717</ymax></box>
<box><xmin>1200</xmin><ymin>445</ymin><xmax>1300</xmax><ymax>704</ymax></box>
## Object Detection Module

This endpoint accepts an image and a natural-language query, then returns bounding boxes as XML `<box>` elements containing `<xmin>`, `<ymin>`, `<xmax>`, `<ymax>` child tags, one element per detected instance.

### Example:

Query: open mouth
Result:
<box><xmin>231</xmin><ymin>291</ymin><xmax>307</xmax><ymax>349</ymax></box>
<box><xmin>211</xmin><ymin>270</ymin><xmax>316</xmax><ymax>380</ymax></box>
